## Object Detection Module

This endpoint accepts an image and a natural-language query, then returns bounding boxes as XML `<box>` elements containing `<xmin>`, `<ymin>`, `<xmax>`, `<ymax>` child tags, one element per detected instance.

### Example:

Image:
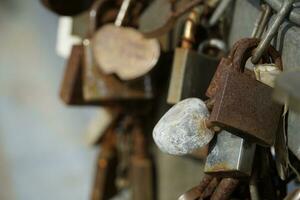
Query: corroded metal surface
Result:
<box><xmin>204</xmin><ymin>130</ymin><xmax>256</xmax><ymax>177</ymax></box>
<box><xmin>210</xmin><ymin>178</ymin><xmax>239</xmax><ymax>200</ymax></box>
<box><xmin>209</xmin><ymin>38</ymin><xmax>283</xmax><ymax>146</ymax></box>
<box><xmin>153</xmin><ymin>98</ymin><xmax>214</xmax><ymax>155</ymax></box>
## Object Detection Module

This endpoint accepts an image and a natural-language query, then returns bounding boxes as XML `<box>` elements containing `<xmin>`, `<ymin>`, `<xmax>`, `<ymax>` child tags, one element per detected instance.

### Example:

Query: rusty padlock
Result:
<box><xmin>209</xmin><ymin>38</ymin><xmax>283</xmax><ymax>146</ymax></box>
<box><xmin>205</xmin><ymin>38</ymin><xmax>258</xmax><ymax>98</ymax></box>
<box><xmin>82</xmin><ymin>0</ymin><xmax>154</xmax><ymax>105</ymax></box>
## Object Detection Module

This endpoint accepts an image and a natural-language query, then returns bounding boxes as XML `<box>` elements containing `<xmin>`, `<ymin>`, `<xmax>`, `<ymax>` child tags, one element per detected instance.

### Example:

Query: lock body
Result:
<box><xmin>210</xmin><ymin>69</ymin><xmax>282</xmax><ymax>146</ymax></box>
<box><xmin>167</xmin><ymin>7</ymin><xmax>222</xmax><ymax>104</ymax></box>
<box><xmin>209</xmin><ymin>38</ymin><xmax>283</xmax><ymax>146</ymax></box>
<box><xmin>83</xmin><ymin>40</ymin><xmax>154</xmax><ymax>105</ymax></box>
<box><xmin>204</xmin><ymin>131</ymin><xmax>256</xmax><ymax>177</ymax></box>
<box><xmin>82</xmin><ymin>0</ymin><xmax>155</xmax><ymax>105</ymax></box>
<box><xmin>168</xmin><ymin>48</ymin><xmax>220</xmax><ymax>104</ymax></box>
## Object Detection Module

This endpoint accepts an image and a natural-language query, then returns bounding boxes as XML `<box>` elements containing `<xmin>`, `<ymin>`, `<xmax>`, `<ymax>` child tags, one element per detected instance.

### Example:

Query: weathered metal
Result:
<box><xmin>82</xmin><ymin>0</ymin><xmax>154</xmax><ymax>105</ymax></box>
<box><xmin>209</xmin><ymin>38</ymin><xmax>283</xmax><ymax>146</ymax></box>
<box><xmin>167</xmin><ymin>7</ymin><xmax>225</xmax><ymax>104</ymax></box>
<box><xmin>210</xmin><ymin>178</ymin><xmax>239</xmax><ymax>200</ymax></box>
<box><xmin>204</xmin><ymin>130</ymin><xmax>256</xmax><ymax>177</ymax></box>
<box><xmin>205</xmin><ymin>38</ymin><xmax>254</xmax><ymax>98</ymax></box>
<box><xmin>264</xmin><ymin>0</ymin><xmax>300</xmax><ymax>25</ymax></box>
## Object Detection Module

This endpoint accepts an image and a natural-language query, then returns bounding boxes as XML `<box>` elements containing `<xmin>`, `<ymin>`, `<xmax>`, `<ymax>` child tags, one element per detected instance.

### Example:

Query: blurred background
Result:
<box><xmin>0</xmin><ymin>0</ymin><xmax>99</xmax><ymax>199</ymax></box>
<box><xmin>2</xmin><ymin>0</ymin><xmax>300</xmax><ymax>199</ymax></box>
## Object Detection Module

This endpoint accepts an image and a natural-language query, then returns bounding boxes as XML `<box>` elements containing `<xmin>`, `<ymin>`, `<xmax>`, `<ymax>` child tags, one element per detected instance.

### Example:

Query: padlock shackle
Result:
<box><xmin>198</xmin><ymin>38</ymin><xmax>227</xmax><ymax>57</ymax></box>
<box><xmin>232</xmin><ymin>38</ymin><xmax>283</xmax><ymax>72</ymax></box>
<box><xmin>88</xmin><ymin>0</ymin><xmax>130</xmax><ymax>37</ymax></box>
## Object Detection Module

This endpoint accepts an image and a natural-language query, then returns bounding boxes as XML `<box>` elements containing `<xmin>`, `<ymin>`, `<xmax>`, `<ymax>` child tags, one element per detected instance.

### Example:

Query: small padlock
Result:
<box><xmin>209</xmin><ymin>38</ymin><xmax>283</xmax><ymax>146</ymax></box>
<box><xmin>167</xmin><ymin>7</ymin><xmax>226</xmax><ymax>104</ymax></box>
<box><xmin>82</xmin><ymin>0</ymin><xmax>154</xmax><ymax>105</ymax></box>
<box><xmin>205</xmin><ymin>38</ymin><xmax>258</xmax><ymax>98</ymax></box>
<box><xmin>204</xmin><ymin>130</ymin><xmax>256</xmax><ymax>177</ymax></box>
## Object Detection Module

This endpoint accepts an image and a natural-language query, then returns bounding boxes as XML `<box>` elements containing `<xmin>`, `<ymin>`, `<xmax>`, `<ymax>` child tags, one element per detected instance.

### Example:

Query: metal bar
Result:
<box><xmin>209</xmin><ymin>0</ymin><xmax>234</xmax><ymax>26</ymax></box>
<box><xmin>251</xmin><ymin>0</ymin><xmax>295</xmax><ymax>64</ymax></box>
<box><xmin>252</xmin><ymin>4</ymin><xmax>272</xmax><ymax>39</ymax></box>
<box><xmin>115</xmin><ymin>0</ymin><xmax>132</xmax><ymax>27</ymax></box>
<box><xmin>265</xmin><ymin>0</ymin><xmax>300</xmax><ymax>26</ymax></box>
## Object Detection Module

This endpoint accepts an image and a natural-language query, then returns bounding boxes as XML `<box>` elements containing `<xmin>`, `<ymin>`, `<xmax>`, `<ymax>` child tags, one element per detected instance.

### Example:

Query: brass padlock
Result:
<box><xmin>204</xmin><ymin>130</ymin><xmax>256</xmax><ymax>177</ymax></box>
<box><xmin>209</xmin><ymin>38</ymin><xmax>283</xmax><ymax>146</ymax></box>
<box><xmin>167</xmin><ymin>7</ymin><xmax>225</xmax><ymax>104</ymax></box>
<box><xmin>83</xmin><ymin>0</ymin><xmax>154</xmax><ymax>105</ymax></box>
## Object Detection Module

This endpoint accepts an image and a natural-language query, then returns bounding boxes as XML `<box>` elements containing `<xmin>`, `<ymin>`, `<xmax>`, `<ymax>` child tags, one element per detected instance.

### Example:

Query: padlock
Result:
<box><xmin>205</xmin><ymin>38</ymin><xmax>258</xmax><ymax>98</ymax></box>
<box><xmin>82</xmin><ymin>0</ymin><xmax>155</xmax><ymax>105</ymax></box>
<box><xmin>209</xmin><ymin>38</ymin><xmax>283</xmax><ymax>146</ymax></box>
<box><xmin>204</xmin><ymin>130</ymin><xmax>256</xmax><ymax>177</ymax></box>
<box><xmin>167</xmin><ymin>7</ymin><xmax>226</xmax><ymax>104</ymax></box>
